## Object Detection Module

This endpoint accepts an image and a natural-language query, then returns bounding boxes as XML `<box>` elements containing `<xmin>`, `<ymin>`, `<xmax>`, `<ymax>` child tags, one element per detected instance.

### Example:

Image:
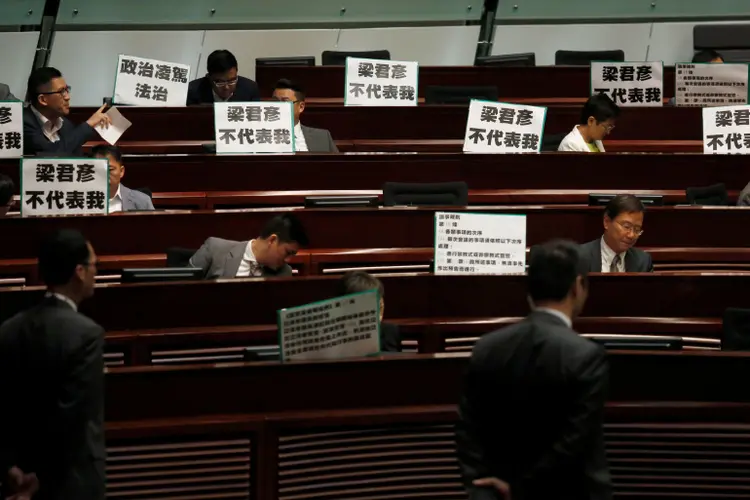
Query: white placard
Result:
<box><xmin>591</xmin><ymin>61</ymin><xmax>664</xmax><ymax>107</ymax></box>
<box><xmin>114</xmin><ymin>54</ymin><xmax>190</xmax><ymax>107</ymax></box>
<box><xmin>21</xmin><ymin>158</ymin><xmax>109</xmax><ymax>217</ymax></box>
<box><xmin>278</xmin><ymin>290</ymin><xmax>381</xmax><ymax>362</ymax></box>
<box><xmin>94</xmin><ymin>106</ymin><xmax>132</xmax><ymax>145</ymax></box>
<box><xmin>463</xmin><ymin>100</ymin><xmax>546</xmax><ymax>154</ymax></box>
<box><xmin>214</xmin><ymin>102</ymin><xmax>295</xmax><ymax>154</ymax></box>
<box><xmin>434</xmin><ymin>212</ymin><xmax>527</xmax><ymax>275</ymax></box>
<box><xmin>0</xmin><ymin>101</ymin><xmax>23</xmax><ymax>158</ymax></box>
<box><xmin>702</xmin><ymin>105</ymin><xmax>750</xmax><ymax>154</ymax></box>
<box><xmin>345</xmin><ymin>57</ymin><xmax>418</xmax><ymax>107</ymax></box>
<box><xmin>676</xmin><ymin>63</ymin><xmax>749</xmax><ymax>108</ymax></box>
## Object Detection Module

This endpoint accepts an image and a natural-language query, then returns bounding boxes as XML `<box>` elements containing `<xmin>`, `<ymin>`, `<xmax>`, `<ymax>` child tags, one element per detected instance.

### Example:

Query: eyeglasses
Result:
<box><xmin>272</xmin><ymin>97</ymin><xmax>300</xmax><ymax>104</ymax></box>
<box><xmin>615</xmin><ymin>220</ymin><xmax>644</xmax><ymax>236</ymax></box>
<box><xmin>599</xmin><ymin>122</ymin><xmax>615</xmax><ymax>133</ymax></box>
<box><xmin>211</xmin><ymin>78</ymin><xmax>238</xmax><ymax>88</ymax></box>
<box><xmin>38</xmin><ymin>86</ymin><xmax>71</xmax><ymax>97</ymax></box>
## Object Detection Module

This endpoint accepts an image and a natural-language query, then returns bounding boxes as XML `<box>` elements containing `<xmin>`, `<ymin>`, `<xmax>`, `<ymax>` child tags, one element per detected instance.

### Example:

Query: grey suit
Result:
<box><xmin>579</xmin><ymin>238</ymin><xmax>653</xmax><ymax>273</ymax></box>
<box><xmin>189</xmin><ymin>237</ymin><xmax>293</xmax><ymax>279</ymax></box>
<box><xmin>119</xmin><ymin>184</ymin><xmax>154</xmax><ymax>211</ymax></box>
<box><xmin>300</xmin><ymin>124</ymin><xmax>338</xmax><ymax>153</ymax></box>
<box><xmin>0</xmin><ymin>83</ymin><xmax>17</xmax><ymax>101</ymax></box>
<box><xmin>738</xmin><ymin>181</ymin><xmax>750</xmax><ymax>206</ymax></box>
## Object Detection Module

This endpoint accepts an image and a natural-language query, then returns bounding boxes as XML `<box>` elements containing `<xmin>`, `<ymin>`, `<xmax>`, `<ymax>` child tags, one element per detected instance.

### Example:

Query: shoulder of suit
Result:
<box><xmin>205</xmin><ymin>236</ymin><xmax>243</xmax><ymax>249</ymax></box>
<box><xmin>300</xmin><ymin>124</ymin><xmax>332</xmax><ymax>136</ymax></box>
<box><xmin>238</xmin><ymin>75</ymin><xmax>258</xmax><ymax>87</ymax></box>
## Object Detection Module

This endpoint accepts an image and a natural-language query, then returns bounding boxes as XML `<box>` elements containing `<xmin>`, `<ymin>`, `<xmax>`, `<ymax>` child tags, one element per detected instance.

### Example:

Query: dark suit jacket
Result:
<box><xmin>579</xmin><ymin>238</ymin><xmax>654</xmax><ymax>273</ymax></box>
<box><xmin>188</xmin><ymin>237</ymin><xmax>292</xmax><ymax>279</ymax></box>
<box><xmin>0</xmin><ymin>296</ymin><xmax>105</xmax><ymax>500</ymax></box>
<box><xmin>23</xmin><ymin>107</ymin><xmax>96</xmax><ymax>157</ymax></box>
<box><xmin>456</xmin><ymin>311</ymin><xmax>611</xmax><ymax>500</ymax></box>
<box><xmin>300</xmin><ymin>124</ymin><xmax>338</xmax><ymax>153</ymax></box>
<box><xmin>379</xmin><ymin>322</ymin><xmax>401</xmax><ymax>352</ymax></box>
<box><xmin>186</xmin><ymin>75</ymin><xmax>260</xmax><ymax>105</ymax></box>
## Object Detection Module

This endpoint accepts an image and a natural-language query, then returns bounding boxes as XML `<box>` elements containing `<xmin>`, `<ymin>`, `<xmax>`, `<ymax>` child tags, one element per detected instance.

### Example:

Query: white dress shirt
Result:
<box><xmin>46</xmin><ymin>292</ymin><xmax>78</xmax><ymax>311</ymax></box>
<box><xmin>294</xmin><ymin>122</ymin><xmax>308</xmax><ymax>152</ymax></box>
<box><xmin>236</xmin><ymin>240</ymin><xmax>262</xmax><ymax>277</ymax></box>
<box><xmin>31</xmin><ymin>106</ymin><xmax>63</xmax><ymax>143</ymax></box>
<box><xmin>600</xmin><ymin>237</ymin><xmax>626</xmax><ymax>273</ymax></box>
<box><xmin>534</xmin><ymin>307</ymin><xmax>572</xmax><ymax>328</ymax></box>
<box><xmin>109</xmin><ymin>185</ymin><xmax>122</xmax><ymax>213</ymax></box>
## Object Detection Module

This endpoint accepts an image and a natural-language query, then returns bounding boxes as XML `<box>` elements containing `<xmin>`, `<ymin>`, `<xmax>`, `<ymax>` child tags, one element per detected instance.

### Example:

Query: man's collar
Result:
<box><xmin>45</xmin><ymin>291</ymin><xmax>78</xmax><ymax>312</ymax></box>
<box><xmin>533</xmin><ymin>307</ymin><xmax>572</xmax><ymax>328</ymax></box>
<box><xmin>110</xmin><ymin>184</ymin><xmax>122</xmax><ymax>201</ymax></box>
<box><xmin>600</xmin><ymin>236</ymin><xmax>626</xmax><ymax>260</ymax></box>
<box><xmin>30</xmin><ymin>105</ymin><xmax>62</xmax><ymax>129</ymax></box>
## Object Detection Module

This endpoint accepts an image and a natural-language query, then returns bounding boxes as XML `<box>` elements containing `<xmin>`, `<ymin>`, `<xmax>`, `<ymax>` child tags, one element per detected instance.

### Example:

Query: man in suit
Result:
<box><xmin>91</xmin><ymin>145</ymin><xmax>154</xmax><ymax>213</ymax></box>
<box><xmin>580</xmin><ymin>194</ymin><xmax>653</xmax><ymax>273</ymax></box>
<box><xmin>456</xmin><ymin>240</ymin><xmax>611</xmax><ymax>500</ymax></box>
<box><xmin>190</xmin><ymin>213</ymin><xmax>309</xmax><ymax>279</ymax></box>
<box><xmin>272</xmin><ymin>79</ymin><xmax>339</xmax><ymax>153</ymax></box>
<box><xmin>23</xmin><ymin>67</ymin><xmax>111</xmax><ymax>156</ymax></box>
<box><xmin>186</xmin><ymin>49</ymin><xmax>260</xmax><ymax>105</ymax></box>
<box><xmin>0</xmin><ymin>82</ymin><xmax>18</xmax><ymax>101</ymax></box>
<box><xmin>0</xmin><ymin>173</ymin><xmax>13</xmax><ymax>217</ymax></box>
<box><xmin>338</xmin><ymin>271</ymin><xmax>402</xmax><ymax>352</ymax></box>
<box><xmin>0</xmin><ymin>229</ymin><xmax>105</xmax><ymax>500</ymax></box>
<box><xmin>558</xmin><ymin>94</ymin><xmax>619</xmax><ymax>152</ymax></box>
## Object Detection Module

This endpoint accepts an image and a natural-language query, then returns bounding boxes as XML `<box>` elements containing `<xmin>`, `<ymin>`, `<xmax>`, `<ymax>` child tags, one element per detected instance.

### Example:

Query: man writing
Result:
<box><xmin>186</xmin><ymin>49</ymin><xmax>260</xmax><ymax>105</ymax></box>
<box><xmin>23</xmin><ymin>67</ymin><xmax>111</xmax><ymax>156</ymax></box>
<box><xmin>456</xmin><ymin>240</ymin><xmax>611</xmax><ymax>500</ymax></box>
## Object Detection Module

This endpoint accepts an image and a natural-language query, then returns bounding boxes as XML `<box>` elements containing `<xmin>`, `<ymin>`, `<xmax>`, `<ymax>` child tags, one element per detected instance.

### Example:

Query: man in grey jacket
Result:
<box><xmin>272</xmin><ymin>79</ymin><xmax>338</xmax><ymax>153</ymax></box>
<box><xmin>91</xmin><ymin>145</ymin><xmax>154</xmax><ymax>213</ymax></box>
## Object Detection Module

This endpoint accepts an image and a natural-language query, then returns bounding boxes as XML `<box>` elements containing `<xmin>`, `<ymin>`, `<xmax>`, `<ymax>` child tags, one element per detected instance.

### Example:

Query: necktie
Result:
<box><xmin>610</xmin><ymin>255</ymin><xmax>621</xmax><ymax>273</ymax></box>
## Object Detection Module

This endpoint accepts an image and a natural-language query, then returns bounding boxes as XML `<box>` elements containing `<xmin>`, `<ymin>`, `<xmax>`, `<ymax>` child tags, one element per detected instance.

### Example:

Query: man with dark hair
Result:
<box><xmin>186</xmin><ymin>49</ymin><xmax>260</xmax><ymax>105</ymax></box>
<box><xmin>0</xmin><ymin>229</ymin><xmax>105</xmax><ymax>500</ymax></box>
<box><xmin>189</xmin><ymin>213</ymin><xmax>309</xmax><ymax>278</ymax></box>
<box><xmin>91</xmin><ymin>145</ymin><xmax>154</xmax><ymax>213</ymax></box>
<box><xmin>0</xmin><ymin>174</ymin><xmax>14</xmax><ymax>217</ymax></box>
<box><xmin>692</xmin><ymin>49</ymin><xmax>724</xmax><ymax>64</ymax></box>
<box><xmin>558</xmin><ymin>93</ymin><xmax>620</xmax><ymax>152</ymax></box>
<box><xmin>580</xmin><ymin>194</ymin><xmax>653</xmax><ymax>273</ymax></box>
<box><xmin>338</xmin><ymin>271</ymin><xmax>401</xmax><ymax>352</ymax></box>
<box><xmin>23</xmin><ymin>67</ymin><xmax>111</xmax><ymax>156</ymax></box>
<box><xmin>456</xmin><ymin>239</ymin><xmax>610</xmax><ymax>500</ymax></box>
<box><xmin>272</xmin><ymin>79</ymin><xmax>338</xmax><ymax>153</ymax></box>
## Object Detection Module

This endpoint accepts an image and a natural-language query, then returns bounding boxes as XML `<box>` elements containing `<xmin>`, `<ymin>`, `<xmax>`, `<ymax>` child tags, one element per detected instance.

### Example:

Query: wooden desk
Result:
<box><xmin>2</xmin><ymin>206</ymin><xmax>750</xmax><ymax>260</ymax></box>
<box><xmin>2</xmin><ymin>274</ymin><xmax>748</xmax><ymax>331</ymax></box>
<box><xmin>255</xmin><ymin>66</ymin><xmax>679</xmax><ymax>99</ymax></box>
<box><xmin>67</xmin><ymin>104</ymin><xmax>700</xmax><ymax>142</ymax></box>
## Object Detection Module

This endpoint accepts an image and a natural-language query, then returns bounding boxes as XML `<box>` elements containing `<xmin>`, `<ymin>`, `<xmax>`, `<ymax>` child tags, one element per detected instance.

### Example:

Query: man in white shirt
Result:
<box><xmin>91</xmin><ymin>145</ymin><xmax>154</xmax><ymax>213</ymax></box>
<box><xmin>272</xmin><ymin>79</ymin><xmax>338</xmax><ymax>153</ymax></box>
<box><xmin>579</xmin><ymin>194</ymin><xmax>653</xmax><ymax>273</ymax></box>
<box><xmin>558</xmin><ymin>94</ymin><xmax>619</xmax><ymax>153</ymax></box>
<box><xmin>189</xmin><ymin>213</ymin><xmax>310</xmax><ymax>279</ymax></box>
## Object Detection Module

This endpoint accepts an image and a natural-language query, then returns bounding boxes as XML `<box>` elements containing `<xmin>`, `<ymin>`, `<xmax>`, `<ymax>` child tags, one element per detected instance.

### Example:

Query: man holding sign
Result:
<box><xmin>23</xmin><ymin>67</ymin><xmax>111</xmax><ymax>156</ymax></box>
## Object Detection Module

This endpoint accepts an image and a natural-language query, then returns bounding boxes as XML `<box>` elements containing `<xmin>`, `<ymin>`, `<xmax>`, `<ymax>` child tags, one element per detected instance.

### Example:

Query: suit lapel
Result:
<box><xmin>589</xmin><ymin>240</ymin><xmax>603</xmax><ymax>272</ymax></box>
<box><xmin>223</xmin><ymin>241</ymin><xmax>247</xmax><ymax>278</ymax></box>
<box><xmin>119</xmin><ymin>186</ymin><xmax>132</xmax><ymax>211</ymax></box>
<box><xmin>624</xmin><ymin>249</ymin><xmax>637</xmax><ymax>273</ymax></box>
<box><xmin>300</xmin><ymin>125</ymin><xmax>315</xmax><ymax>150</ymax></box>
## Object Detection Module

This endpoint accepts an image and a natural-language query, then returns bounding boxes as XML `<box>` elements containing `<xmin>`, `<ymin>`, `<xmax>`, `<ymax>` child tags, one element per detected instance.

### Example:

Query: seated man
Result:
<box><xmin>91</xmin><ymin>145</ymin><xmax>154</xmax><ymax>213</ymax></box>
<box><xmin>692</xmin><ymin>49</ymin><xmax>724</xmax><ymax>63</ymax></box>
<box><xmin>189</xmin><ymin>213</ymin><xmax>308</xmax><ymax>279</ymax></box>
<box><xmin>0</xmin><ymin>174</ymin><xmax>14</xmax><ymax>216</ymax></box>
<box><xmin>186</xmin><ymin>49</ymin><xmax>260</xmax><ymax>105</ymax></box>
<box><xmin>558</xmin><ymin>94</ymin><xmax>619</xmax><ymax>152</ymax></box>
<box><xmin>338</xmin><ymin>271</ymin><xmax>402</xmax><ymax>353</ymax></box>
<box><xmin>273</xmin><ymin>79</ymin><xmax>338</xmax><ymax>153</ymax></box>
<box><xmin>24</xmin><ymin>67</ymin><xmax>111</xmax><ymax>156</ymax></box>
<box><xmin>579</xmin><ymin>194</ymin><xmax>653</xmax><ymax>273</ymax></box>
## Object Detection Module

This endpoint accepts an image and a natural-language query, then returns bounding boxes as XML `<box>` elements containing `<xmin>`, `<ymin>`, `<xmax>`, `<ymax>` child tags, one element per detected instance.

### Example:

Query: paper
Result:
<box><xmin>676</xmin><ymin>63</ymin><xmax>749</xmax><ymax>107</ymax></box>
<box><xmin>114</xmin><ymin>55</ymin><xmax>190</xmax><ymax>107</ymax></box>
<box><xmin>702</xmin><ymin>104</ymin><xmax>750</xmax><ymax>154</ymax></box>
<box><xmin>214</xmin><ymin>102</ymin><xmax>295</xmax><ymax>154</ymax></box>
<box><xmin>0</xmin><ymin>101</ymin><xmax>23</xmax><ymax>158</ymax></box>
<box><xmin>345</xmin><ymin>57</ymin><xmax>419</xmax><ymax>107</ymax></box>
<box><xmin>591</xmin><ymin>61</ymin><xmax>664</xmax><ymax>107</ymax></box>
<box><xmin>463</xmin><ymin>100</ymin><xmax>547</xmax><ymax>154</ymax></box>
<box><xmin>95</xmin><ymin>107</ymin><xmax>131</xmax><ymax>145</ymax></box>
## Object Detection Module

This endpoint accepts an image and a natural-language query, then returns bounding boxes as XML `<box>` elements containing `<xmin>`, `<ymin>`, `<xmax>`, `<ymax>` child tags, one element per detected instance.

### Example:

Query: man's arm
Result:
<box><xmin>523</xmin><ymin>346</ymin><xmax>608</xmax><ymax>482</ymax></box>
<box><xmin>23</xmin><ymin>119</ymin><xmax>94</xmax><ymax>156</ymax></box>
<box><xmin>188</xmin><ymin>238</ymin><xmax>213</xmax><ymax>278</ymax></box>
<box><xmin>456</xmin><ymin>361</ymin><xmax>493</xmax><ymax>485</ymax></box>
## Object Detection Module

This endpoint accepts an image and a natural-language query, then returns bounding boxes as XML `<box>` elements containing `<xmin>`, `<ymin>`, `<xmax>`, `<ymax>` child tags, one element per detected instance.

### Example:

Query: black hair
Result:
<box><xmin>274</xmin><ymin>78</ymin><xmax>306</xmax><ymax>101</ymax></box>
<box><xmin>91</xmin><ymin>144</ymin><xmax>122</xmax><ymax>163</ymax></box>
<box><xmin>26</xmin><ymin>67</ymin><xmax>63</xmax><ymax>103</ymax></box>
<box><xmin>0</xmin><ymin>174</ymin><xmax>14</xmax><ymax>206</ymax></box>
<box><xmin>38</xmin><ymin>229</ymin><xmax>91</xmax><ymax>286</ymax></box>
<box><xmin>528</xmin><ymin>240</ymin><xmax>589</xmax><ymax>303</ymax></box>
<box><xmin>259</xmin><ymin>213</ymin><xmax>309</xmax><ymax>246</ymax></box>
<box><xmin>692</xmin><ymin>50</ymin><xmax>724</xmax><ymax>63</ymax></box>
<box><xmin>338</xmin><ymin>271</ymin><xmax>384</xmax><ymax>299</ymax></box>
<box><xmin>604</xmin><ymin>194</ymin><xmax>645</xmax><ymax>220</ymax></box>
<box><xmin>579</xmin><ymin>93</ymin><xmax>620</xmax><ymax>125</ymax></box>
<box><xmin>206</xmin><ymin>50</ymin><xmax>238</xmax><ymax>75</ymax></box>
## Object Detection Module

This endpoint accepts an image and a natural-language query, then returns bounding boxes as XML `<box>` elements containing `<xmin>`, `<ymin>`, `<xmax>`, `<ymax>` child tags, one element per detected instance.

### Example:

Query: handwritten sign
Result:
<box><xmin>702</xmin><ymin>105</ymin><xmax>750</xmax><ymax>154</ymax></box>
<box><xmin>278</xmin><ymin>290</ymin><xmax>381</xmax><ymax>361</ymax></box>
<box><xmin>434</xmin><ymin>212</ymin><xmax>527</xmax><ymax>275</ymax></box>
<box><xmin>463</xmin><ymin>100</ymin><xmax>546</xmax><ymax>153</ymax></box>
<box><xmin>21</xmin><ymin>158</ymin><xmax>109</xmax><ymax>217</ymax></box>
<box><xmin>214</xmin><ymin>102</ymin><xmax>295</xmax><ymax>154</ymax></box>
<box><xmin>345</xmin><ymin>57</ymin><xmax>418</xmax><ymax>107</ymax></box>
<box><xmin>114</xmin><ymin>54</ymin><xmax>190</xmax><ymax>107</ymax></box>
<box><xmin>591</xmin><ymin>61</ymin><xmax>664</xmax><ymax>107</ymax></box>
<box><xmin>0</xmin><ymin>101</ymin><xmax>22</xmax><ymax>158</ymax></box>
<box><xmin>676</xmin><ymin>63</ymin><xmax>749</xmax><ymax>107</ymax></box>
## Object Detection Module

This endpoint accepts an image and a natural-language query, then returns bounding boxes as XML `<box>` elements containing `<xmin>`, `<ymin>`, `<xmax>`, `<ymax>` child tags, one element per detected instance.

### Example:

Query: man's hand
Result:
<box><xmin>86</xmin><ymin>104</ymin><xmax>113</xmax><ymax>129</ymax></box>
<box><xmin>6</xmin><ymin>466</ymin><xmax>39</xmax><ymax>500</ymax></box>
<box><xmin>473</xmin><ymin>477</ymin><xmax>511</xmax><ymax>500</ymax></box>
